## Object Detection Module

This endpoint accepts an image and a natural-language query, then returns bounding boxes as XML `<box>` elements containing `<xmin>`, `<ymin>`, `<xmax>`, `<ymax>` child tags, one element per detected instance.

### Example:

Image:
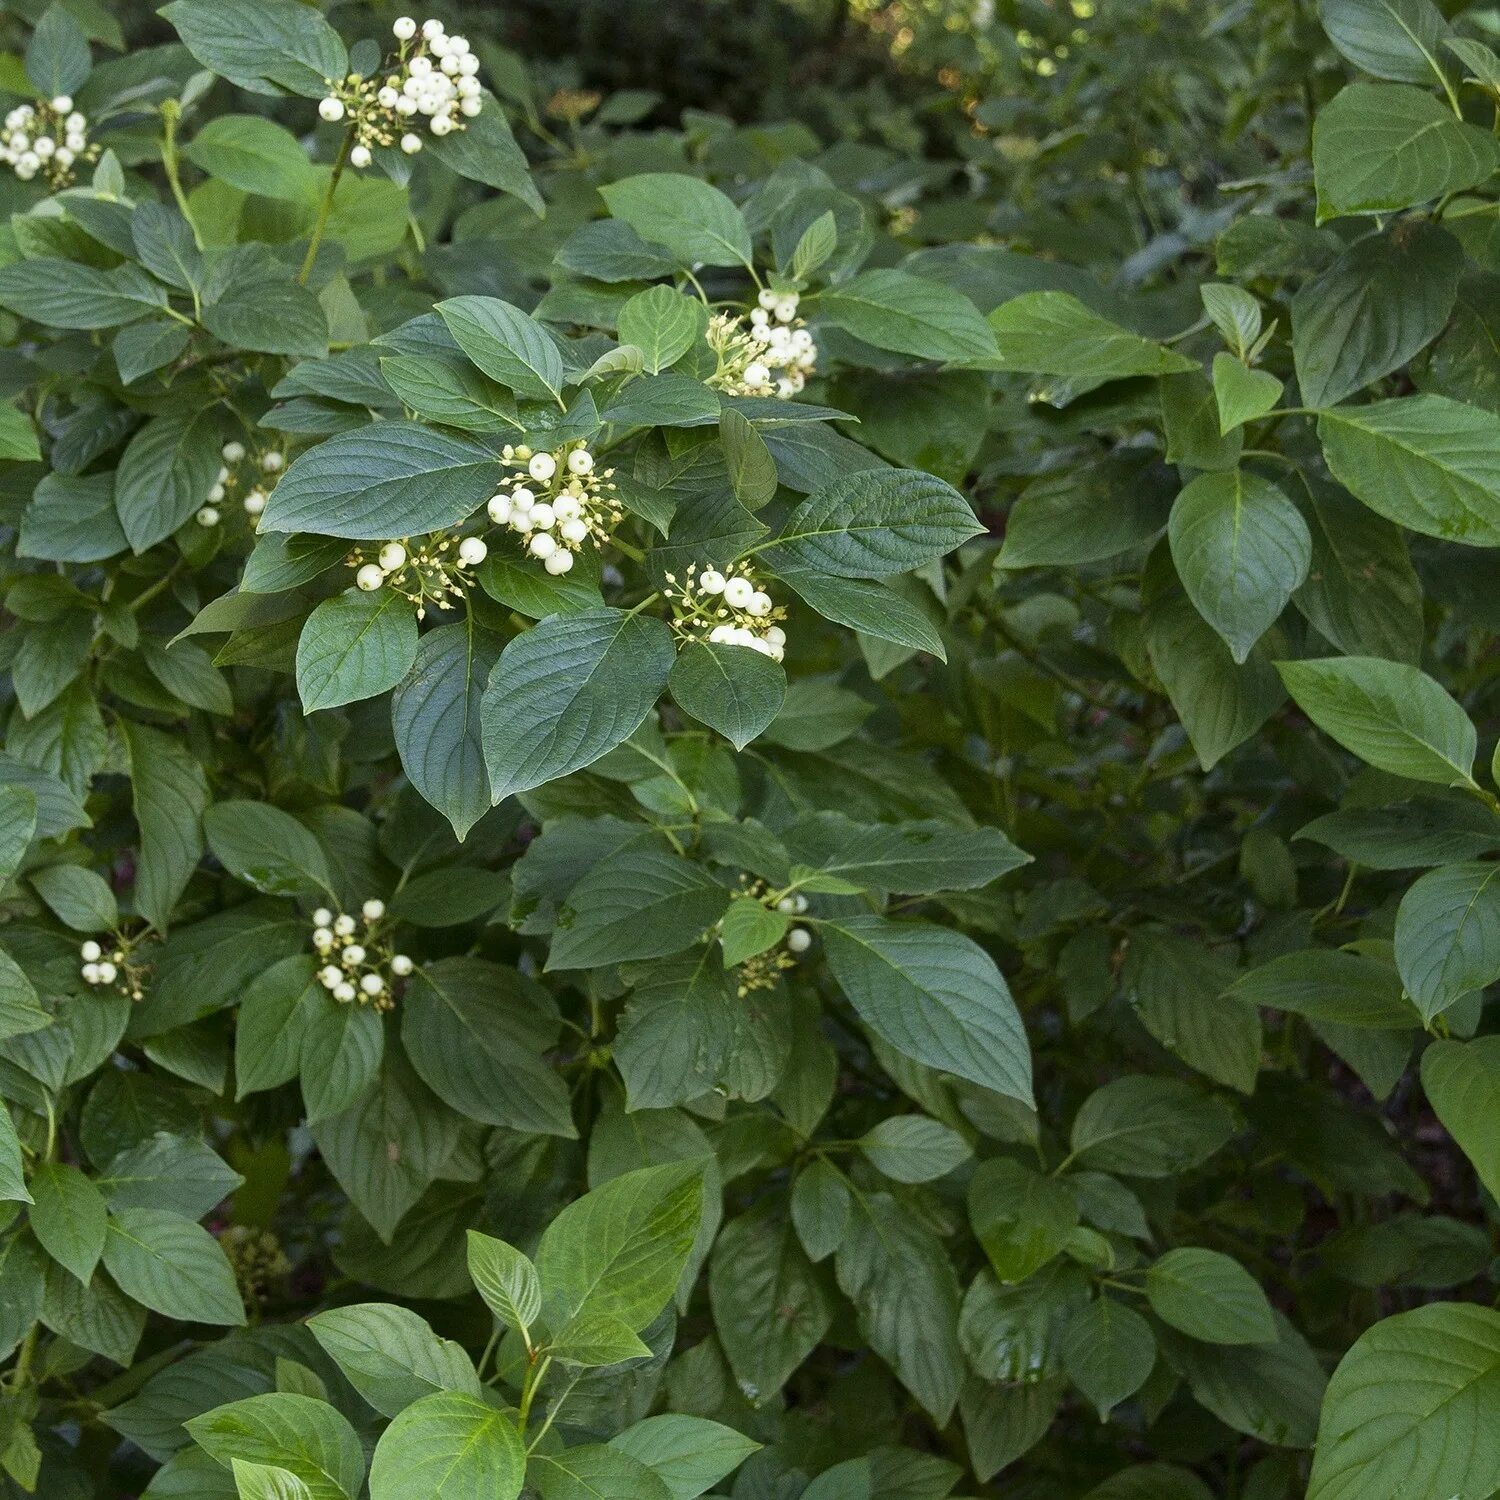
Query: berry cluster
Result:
<box><xmin>706</xmin><ymin>289</ymin><xmax>817</xmax><ymax>400</ymax></box>
<box><xmin>310</xmin><ymin>901</ymin><xmax>412</xmax><ymax>1012</ymax></box>
<box><xmin>319</xmin><ymin>16</ymin><xmax>482</xmax><ymax>167</ymax></box>
<box><xmin>351</xmin><ymin>532</ymin><xmax>487</xmax><ymax>617</ymax></box>
<box><xmin>196</xmin><ymin>442</ymin><xmax>284</xmax><ymax>528</ymax></box>
<box><xmin>1</xmin><ymin>96</ymin><xmax>95</xmax><ymax>188</ymax></box>
<box><xmin>666</xmin><ymin>562</ymin><xmax>788</xmax><ymax>661</ymax></box>
<box><xmin>727</xmin><ymin>882</ymin><xmax>813</xmax><ymax>999</ymax></box>
<box><xmin>486</xmin><ymin>442</ymin><xmax>620</xmax><ymax>577</ymax></box>
<box><xmin>78</xmin><ymin>936</ymin><xmax>148</xmax><ymax>1002</ymax></box>
<box><xmin>218</xmin><ymin>1226</ymin><xmax>291</xmax><ymax>1311</ymax></box>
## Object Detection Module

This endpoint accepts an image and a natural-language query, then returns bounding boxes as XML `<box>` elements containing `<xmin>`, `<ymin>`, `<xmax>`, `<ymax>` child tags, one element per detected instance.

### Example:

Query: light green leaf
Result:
<box><xmin>618</xmin><ymin>286</ymin><xmax>708</xmax><ymax>374</ymax></box>
<box><xmin>1307</xmin><ymin>1304</ymin><xmax>1500</xmax><ymax>1500</ymax></box>
<box><xmin>1277</xmin><ymin>656</ymin><xmax>1477</xmax><ymax>786</ymax></box>
<box><xmin>1145</xmin><ymin>1248</ymin><xmax>1276</xmax><ymax>1345</ymax></box>
<box><xmin>307</xmin><ymin>1303</ymin><xmax>480</xmax><ymax>1418</ymax></box>
<box><xmin>466</xmin><ymin>1231</ymin><xmax>541</xmax><ymax>1335</ymax></box>
<box><xmin>1169</xmin><ymin>469</ymin><xmax>1310</xmax><ymax>663</ymax></box>
<box><xmin>184</xmin><ymin>115</ymin><xmax>317</xmax><ymax>200</ymax></box>
<box><xmin>102</xmin><ymin>1208</ymin><xmax>245</xmax><ymax>1326</ymax></box>
<box><xmin>1316</xmin><ymin>394</ymin><xmax>1500</xmax><ymax>547</ymax></box>
<box><xmin>609</xmin><ymin>1416</ymin><xmax>760</xmax><ymax>1500</ymax></box>
<box><xmin>29</xmin><ymin>1162</ymin><xmax>107</xmax><ymax>1285</ymax></box>
<box><xmin>296</xmin><ymin>589</ymin><xmax>419</xmax><ymax>714</ymax></box>
<box><xmin>1312</xmin><ymin>83</ymin><xmax>1499</xmax><ymax>220</ymax></box>
<box><xmin>1395</xmin><ymin>861</ymin><xmax>1500</xmax><ymax>1019</ymax></box>
<box><xmin>984</xmin><ymin>292</ymin><xmax>1196</xmax><ymax>378</ymax></box>
<box><xmin>600</xmin><ymin>174</ymin><xmax>753</xmax><ymax>270</ymax></box>
<box><xmin>818</xmin><ymin>269</ymin><xmax>997</xmax><ymax>361</ymax></box>
<box><xmin>187</xmin><ymin>1394</ymin><xmax>363</xmax><ymax>1500</ymax></box>
<box><xmin>203</xmin><ymin>801</ymin><xmax>334</xmax><ymax>898</ymax></box>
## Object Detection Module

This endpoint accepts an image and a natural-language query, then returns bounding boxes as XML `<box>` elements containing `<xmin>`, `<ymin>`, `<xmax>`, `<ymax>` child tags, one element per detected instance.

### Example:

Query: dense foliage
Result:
<box><xmin>3</xmin><ymin>0</ymin><xmax>1500</xmax><ymax>1496</ymax></box>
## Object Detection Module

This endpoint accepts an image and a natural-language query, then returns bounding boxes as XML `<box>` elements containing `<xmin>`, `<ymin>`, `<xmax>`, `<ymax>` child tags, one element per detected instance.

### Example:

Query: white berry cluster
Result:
<box><xmin>310</xmin><ymin>901</ymin><xmax>412</xmax><ymax>1012</ymax></box>
<box><xmin>352</xmin><ymin>532</ymin><xmax>487</xmax><ymax>618</ymax></box>
<box><xmin>665</xmin><ymin>562</ymin><xmax>788</xmax><ymax>661</ymax></box>
<box><xmin>196</xmin><ymin>441</ymin><xmax>284</xmax><ymax>528</ymax></box>
<box><xmin>319</xmin><ymin>16</ymin><xmax>483</xmax><ymax>168</ymax></box>
<box><xmin>486</xmin><ymin>442</ymin><xmax>621</xmax><ymax>577</ymax></box>
<box><xmin>706</xmin><ymin>289</ymin><xmax>817</xmax><ymax>400</ymax></box>
<box><xmin>727</xmin><ymin>881</ymin><xmax>813</xmax><ymax>998</ymax></box>
<box><xmin>1</xmin><ymin>96</ymin><xmax>95</xmax><ymax>188</ymax></box>
<box><xmin>79</xmin><ymin>937</ymin><xmax>147</xmax><ymax>1002</ymax></box>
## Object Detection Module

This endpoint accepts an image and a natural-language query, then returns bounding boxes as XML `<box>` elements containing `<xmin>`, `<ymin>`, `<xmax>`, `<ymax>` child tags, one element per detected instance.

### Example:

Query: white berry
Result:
<box><xmin>394</xmin><ymin>15</ymin><xmax>417</xmax><ymax>38</ymax></box>
<box><xmin>379</xmin><ymin>542</ymin><xmax>407</xmax><ymax>572</ymax></box>
<box><xmin>391</xmin><ymin>954</ymin><xmax>414</xmax><ymax>976</ymax></box>
<box><xmin>356</xmin><ymin>563</ymin><xmax>385</xmax><ymax>592</ymax></box>
<box><xmin>362</xmin><ymin>898</ymin><xmax>386</xmax><ymax>921</ymax></box>
<box><xmin>787</xmin><ymin>928</ymin><xmax>812</xmax><ymax>953</ymax></box>
<box><xmin>528</xmin><ymin>452</ymin><xmax>557</xmax><ymax>482</ymax></box>
<box><xmin>319</xmin><ymin>96</ymin><xmax>345</xmax><ymax>122</ymax></box>
<box><xmin>458</xmin><ymin>537</ymin><xmax>487</xmax><ymax>566</ymax></box>
<box><xmin>544</xmin><ymin>549</ymin><xmax>574</xmax><ymax>575</ymax></box>
<box><xmin>724</xmin><ymin>576</ymin><xmax>755</xmax><ymax>608</ymax></box>
<box><xmin>80</xmin><ymin>940</ymin><xmax>102</xmax><ymax>962</ymax></box>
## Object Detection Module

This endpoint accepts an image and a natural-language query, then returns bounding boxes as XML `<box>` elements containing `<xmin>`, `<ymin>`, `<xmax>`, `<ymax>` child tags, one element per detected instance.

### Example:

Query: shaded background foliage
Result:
<box><xmin>2</xmin><ymin>0</ymin><xmax>1500</xmax><ymax>1498</ymax></box>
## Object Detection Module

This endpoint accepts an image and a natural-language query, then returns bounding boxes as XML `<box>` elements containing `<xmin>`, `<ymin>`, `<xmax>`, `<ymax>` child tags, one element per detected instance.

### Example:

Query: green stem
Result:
<box><xmin>159</xmin><ymin>100</ymin><xmax>204</xmax><ymax>255</ymax></box>
<box><xmin>299</xmin><ymin>129</ymin><xmax>354</xmax><ymax>285</ymax></box>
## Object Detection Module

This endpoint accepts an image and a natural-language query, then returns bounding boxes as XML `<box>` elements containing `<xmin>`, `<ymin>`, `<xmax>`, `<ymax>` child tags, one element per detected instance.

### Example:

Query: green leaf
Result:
<box><xmin>536</xmin><ymin>1161</ymin><xmax>704</xmax><ymax>1332</ymax></box>
<box><xmin>549</xmin><ymin>843</ymin><xmax>730</xmax><ymax>970</ymax></box>
<box><xmin>984</xmin><ymin>292</ymin><xmax>1196</xmax><ymax>378</ymax></box>
<box><xmin>162</xmin><ymin>0</ymin><xmax>348</xmax><ymax>98</ymax></box>
<box><xmin>0</xmin><ymin>947</ymin><xmax>51</xmax><ymax>1043</ymax></box>
<box><xmin>1315</xmin><ymin>394</ymin><xmax>1500</xmax><ymax>547</ymax></box>
<box><xmin>261</xmin><ymin>423</ymin><xmax>499</xmax><ymax>540</ymax></box>
<box><xmin>101</xmin><ymin>1132</ymin><xmax>243</xmax><ymax>1218</ymax></box>
<box><xmin>668</xmin><ymin>640</ymin><xmax>786</xmax><ymax>750</ymax></box>
<box><xmin>0</xmin><ymin>1103</ymin><xmax>31</xmax><ymax>1205</ymax></box>
<box><xmin>822</xmin><ymin>915</ymin><xmax>1032</xmax><ymax>1104</ymax></box>
<box><xmin>0</xmin><ymin>260</ymin><xmax>167</xmax><ymax>330</ymax></box>
<box><xmin>187</xmin><ymin>1394</ymin><xmax>363</xmax><ymax>1500</ymax></box>
<box><xmin>1421</xmin><ymin>1037</ymin><xmax>1500</xmax><ymax>1206</ymax></box>
<box><xmin>1307</xmin><ymin>1303</ymin><xmax>1500</xmax><ymax>1500</ymax></box>
<box><xmin>115</xmin><ymin>414</ymin><xmax>223</xmax><ymax>554</ymax></box>
<box><xmin>859</xmin><ymin>1115</ymin><xmax>972</xmax><ymax>1183</ymax></box>
<box><xmin>480</xmin><ymin>609</ymin><xmax>675</xmax><ymax>801</ymax></box>
<box><xmin>0</xmin><ymin>402</ymin><xmax>40</xmax><ymax>462</ymax></box>
<box><xmin>1395</xmin><ymin>861</ymin><xmax>1500</xmax><ymax>1019</ymax></box>
<box><xmin>1168</xmin><ymin>470</ymin><xmax>1310</xmax><ymax>663</ymax></box>
<box><xmin>232</xmin><ymin>1460</ymin><xmax>315</xmax><ymax>1500</ymax></box>
<box><xmin>29</xmin><ymin>1162</ymin><xmax>107</xmax><ymax>1285</ymax></box>
<box><xmin>708</xmin><ymin>1203</ymin><xmax>831</xmax><ymax>1398</ymax></box>
<box><xmin>299</xmin><ymin>998</ymin><xmax>383</xmax><ymax>1124</ymax></box>
<box><xmin>423</xmin><ymin>93</ymin><xmax>542</xmax><ymax>214</ymax></box>
<box><xmin>307</xmin><ymin>1303</ymin><xmax>480</xmax><ymax>1419</ymax></box>
<box><xmin>600</xmin><ymin>174</ymin><xmax>753</xmax><ymax>270</ymax></box>
<box><xmin>967</xmin><ymin>1158</ymin><xmax>1078</xmax><ymax>1281</ymax></box>
<box><xmin>204</xmin><ymin>802</ymin><xmax>334</xmax><ymax>898</ymax></box>
<box><xmin>1227</xmin><ymin>949</ymin><xmax>1418</xmax><ymax>1028</ymax></box>
<box><xmin>1062</xmin><ymin>1297</ymin><xmax>1157</xmax><ymax>1420</ymax></box>
<box><xmin>1069</xmin><ymin>1075</ymin><xmax>1238</xmax><ymax>1177</ymax></box>
<box><xmin>1277</xmin><ymin>656</ymin><xmax>1477</xmax><ymax>786</ymax></box>
<box><xmin>0</xmin><ymin>786</ymin><xmax>37</xmax><ymax>885</ymax></box>
<box><xmin>30</xmin><ymin>863</ymin><xmax>117</xmax><ymax>932</ymax></box>
<box><xmin>25</xmin><ymin>4</ymin><xmax>91</xmax><ymax>95</ymax></box>
<box><xmin>1312</xmin><ymin>83</ymin><xmax>1499</xmax><ymax>220</ymax></box>
<box><xmin>836</xmin><ymin>1192</ymin><xmax>962</xmax><ymax>1423</ymax></box>
<box><xmin>1318</xmin><ymin>0</ymin><xmax>1454</xmax><ymax>87</ymax></box>
<box><xmin>618</xmin><ymin>286</ymin><xmax>708</xmax><ymax>374</ymax></box>
<box><xmin>1291</xmin><ymin>222</ymin><xmax>1461</xmax><ymax>410</ymax></box>
<box><xmin>102</xmin><ymin>1208</ymin><xmax>245</xmax><ymax>1326</ymax></box>
<box><xmin>609</xmin><ymin>1417</ymin><xmax>760</xmax><ymax>1500</ymax></box>
<box><xmin>391</xmin><ymin>621</ymin><xmax>499</xmax><ymax>840</ymax></box>
<box><xmin>818</xmin><ymin>269</ymin><xmax>997</xmax><ymax>361</ymax></box>
<box><xmin>436</xmin><ymin>297</ymin><xmax>566</xmax><ymax>402</ymax></box>
<box><xmin>1212</xmin><ymin>354</ymin><xmax>1282</xmax><ymax>432</ymax></box>
<box><xmin>784</xmin><ymin>812</ymin><xmax>1027</xmax><ymax>894</ymax></box>
<box><xmin>465</xmin><ymin>1231</ymin><xmax>541</xmax><ymax>1335</ymax></box>
<box><xmin>1145</xmin><ymin>1248</ymin><xmax>1276</xmax><ymax>1345</ymax></box>
<box><xmin>296</xmin><ymin>589</ymin><xmax>418</xmax><ymax>714</ymax></box>
<box><xmin>767</xmin><ymin>468</ymin><xmax>982</xmax><ymax>578</ymax></box>
<box><xmin>532</xmin><ymin>1446</ymin><xmax>672</xmax><ymax>1500</ymax></box>
<box><xmin>184</xmin><ymin>116</ymin><xmax>317</xmax><ymax>200</ymax></box>
<box><xmin>719</xmin><ymin>407</ymin><xmax>778</xmax><ymax>510</ymax></box>
<box><xmin>401</xmin><ymin>957</ymin><xmax>575</xmax><ymax>1137</ymax></box>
